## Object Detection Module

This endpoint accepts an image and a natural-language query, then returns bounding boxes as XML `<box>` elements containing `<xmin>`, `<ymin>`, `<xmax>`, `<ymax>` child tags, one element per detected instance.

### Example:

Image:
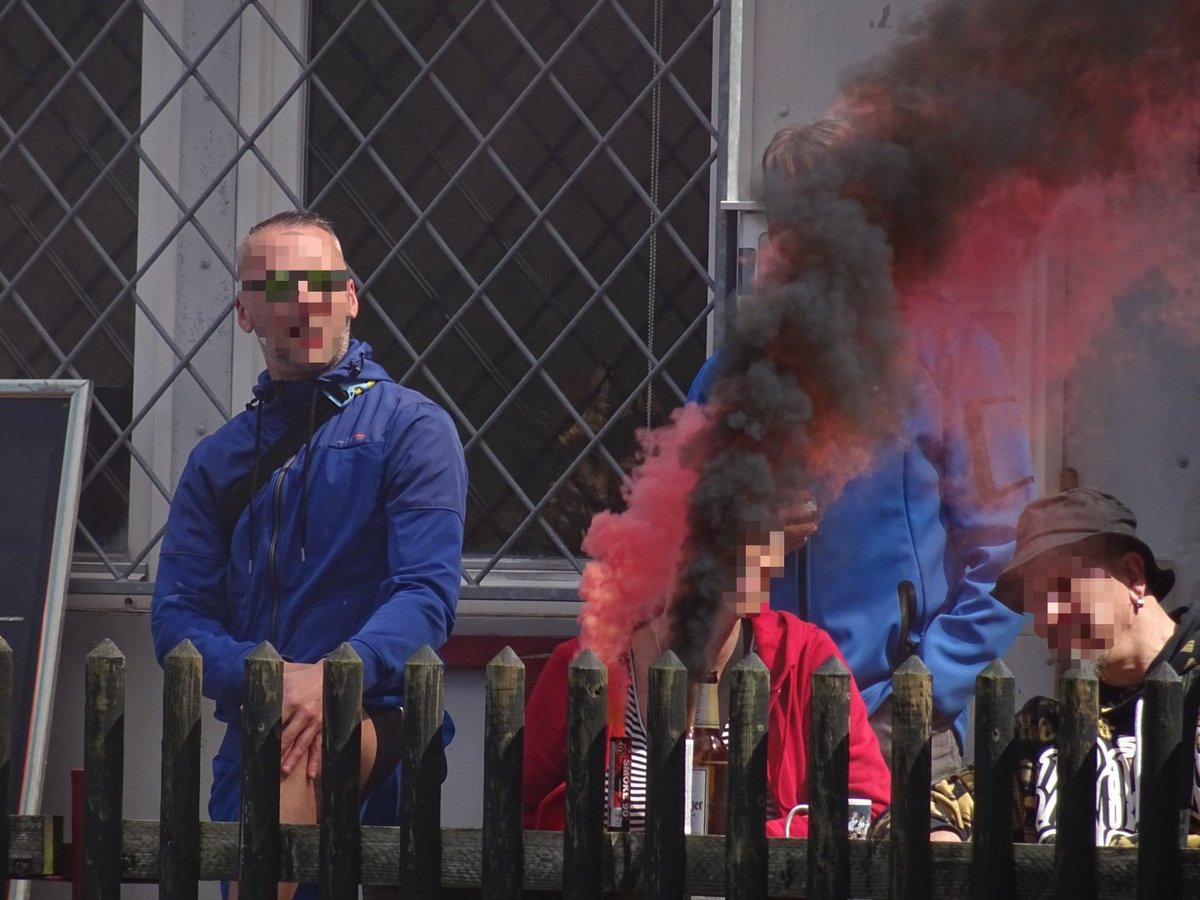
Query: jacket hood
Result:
<box><xmin>249</xmin><ymin>339</ymin><xmax>392</xmax><ymax>410</ymax></box>
<box><xmin>747</xmin><ymin>611</ymin><xmax>791</xmax><ymax>685</ymax></box>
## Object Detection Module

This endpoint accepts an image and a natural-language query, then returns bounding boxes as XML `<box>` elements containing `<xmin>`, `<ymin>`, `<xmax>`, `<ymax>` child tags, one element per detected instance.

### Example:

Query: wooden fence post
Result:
<box><xmin>1138</xmin><ymin>661</ymin><xmax>1183</xmax><ymax>900</ymax></box>
<box><xmin>159</xmin><ymin>640</ymin><xmax>202</xmax><ymax>900</ymax></box>
<box><xmin>400</xmin><ymin>645</ymin><xmax>445</xmax><ymax>897</ymax></box>
<box><xmin>726</xmin><ymin>653</ymin><xmax>769</xmax><ymax>900</ymax></box>
<box><xmin>483</xmin><ymin>647</ymin><xmax>525</xmax><ymax>900</ymax></box>
<box><xmin>889</xmin><ymin>655</ymin><xmax>932</xmax><ymax>900</ymax></box>
<box><xmin>563</xmin><ymin>648</ymin><xmax>606</xmax><ymax>900</ymax></box>
<box><xmin>24</xmin><ymin>638</ymin><xmax>1200</xmax><ymax>896</ymax></box>
<box><xmin>240</xmin><ymin>642</ymin><xmax>283</xmax><ymax>899</ymax></box>
<box><xmin>809</xmin><ymin>655</ymin><xmax>850</xmax><ymax>900</ymax></box>
<box><xmin>0</xmin><ymin>636</ymin><xmax>11</xmax><ymax>899</ymax></box>
<box><xmin>1056</xmin><ymin>665</ymin><xmax>1098</xmax><ymax>899</ymax></box>
<box><xmin>84</xmin><ymin>639</ymin><xmax>125</xmax><ymax>900</ymax></box>
<box><xmin>320</xmin><ymin>643</ymin><xmax>363</xmax><ymax>899</ymax></box>
<box><xmin>970</xmin><ymin>659</ymin><xmax>1015</xmax><ymax>900</ymax></box>
<box><xmin>646</xmin><ymin>650</ymin><xmax>687</xmax><ymax>900</ymax></box>
<box><xmin>1183</xmin><ymin>668</ymin><xmax>1200</xmax><ymax>844</ymax></box>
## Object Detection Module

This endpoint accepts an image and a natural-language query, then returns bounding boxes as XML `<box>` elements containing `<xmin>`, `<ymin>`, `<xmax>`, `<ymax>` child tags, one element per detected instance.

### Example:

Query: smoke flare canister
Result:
<box><xmin>606</xmin><ymin>735</ymin><xmax>633</xmax><ymax>831</ymax></box>
<box><xmin>605</xmin><ymin>659</ymin><xmax>632</xmax><ymax>831</ymax></box>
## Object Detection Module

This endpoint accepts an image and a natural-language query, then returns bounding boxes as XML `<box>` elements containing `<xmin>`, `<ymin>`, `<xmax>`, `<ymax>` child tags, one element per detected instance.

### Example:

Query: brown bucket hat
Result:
<box><xmin>993</xmin><ymin>488</ymin><xmax>1177</xmax><ymax>614</ymax></box>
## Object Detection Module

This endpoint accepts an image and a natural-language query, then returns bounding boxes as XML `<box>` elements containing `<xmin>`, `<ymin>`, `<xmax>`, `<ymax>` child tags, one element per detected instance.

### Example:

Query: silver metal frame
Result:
<box><xmin>0</xmin><ymin>379</ymin><xmax>92</xmax><ymax>815</ymax></box>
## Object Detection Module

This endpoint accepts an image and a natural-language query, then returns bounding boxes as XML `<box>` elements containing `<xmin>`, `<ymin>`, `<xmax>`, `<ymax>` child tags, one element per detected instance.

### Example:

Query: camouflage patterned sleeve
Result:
<box><xmin>1015</xmin><ymin>694</ymin><xmax>1140</xmax><ymax>846</ymax></box>
<box><xmin>929</xmin><ymin>769</ymin><xmax>976</xmax><ymax>838</ymax></box>
<box><xmin>866</xmin><ymin>768</ymin><xmax>977</xmax><ymax>840</ymax></box>
<box><xmin>868</xmin><ymin>693</ymin><xmax>1143</xmax><ymax>845</ymax></box>
<box><xmin>1014</xmin><ymin>695</ymin><xmax>1062</xmax><ymax>843</ymax></box>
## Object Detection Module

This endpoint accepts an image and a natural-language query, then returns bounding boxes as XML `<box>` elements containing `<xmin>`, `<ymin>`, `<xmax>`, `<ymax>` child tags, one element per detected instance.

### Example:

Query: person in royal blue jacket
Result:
<box><xmin>151</xmin><ymin>210</ymin><xmax>467</xmax><ymax>899</ymax></box>
<box><xmin>689</xmin><ymin>120</ymin><xmax>1037</xmax><ymax>783</ymax></box>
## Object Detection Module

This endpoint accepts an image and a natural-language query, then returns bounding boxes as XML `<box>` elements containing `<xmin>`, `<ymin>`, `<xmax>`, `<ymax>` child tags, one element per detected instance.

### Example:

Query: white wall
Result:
<box><xmin>1063</xmin><ymin>281</ymin><xmax>1200</xmax><ymax>606</ymax></box>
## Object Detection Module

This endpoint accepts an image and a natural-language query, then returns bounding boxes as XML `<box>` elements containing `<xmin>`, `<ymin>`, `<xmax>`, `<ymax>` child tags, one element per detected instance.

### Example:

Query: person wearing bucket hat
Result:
<box><xmin>919</xmin><ymin>488</ymin><xmax>1200</xmax><ymax>846</ymax></box>
<box><xmin>993</xmin><ymin>487</ymin><xmax>1179</xmax><ymax>621</ymax></box>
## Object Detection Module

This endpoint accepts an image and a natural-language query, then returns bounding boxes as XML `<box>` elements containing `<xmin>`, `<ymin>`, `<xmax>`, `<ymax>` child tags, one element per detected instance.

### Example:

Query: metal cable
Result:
<box><xmin>646</xmin><ymin>0</ymin><xmax>664</xmax><ymax>427</ymax></box>
<box><xmin>474</xmin><ymin>147</ymin><xmax>717</xmax><ymax>578</ymax></box>
<box><xmin>381</xmin><ymin>3</ymin><xmax>716</xmax><ymax>405</ymax></box>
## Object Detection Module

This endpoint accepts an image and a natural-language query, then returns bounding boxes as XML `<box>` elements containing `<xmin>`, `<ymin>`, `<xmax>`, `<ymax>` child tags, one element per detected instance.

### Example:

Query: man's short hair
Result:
<box><xmin>761</xmin><ymin>116</ymin><xmax>854</xmax><ymax>182</ymax></box>
<box><xmin>247</xmin><ymin>209</ymin><xmax>337</xmax><ymax>239</ymax></box>
<box><xmin>759</xmin><ymin>116</ymin><xmax>860</xmax><ymax>239</ymax></box>
<box><xmin>993</xmin><ymin>488</ymin><xmax>1179</xmax><ymax>614</ymax></box>
<box><xmin>237</xmin><ymin>210</ymin><xmax>343</xmax><ymax>277</ymax></box>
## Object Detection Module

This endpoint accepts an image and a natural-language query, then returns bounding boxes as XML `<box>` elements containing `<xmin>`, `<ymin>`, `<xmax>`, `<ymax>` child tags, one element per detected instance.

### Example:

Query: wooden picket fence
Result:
<box><xmin>3</xmin><ymin>635</ymin><xmax>1200</xmax><ymax>898</ymax></box>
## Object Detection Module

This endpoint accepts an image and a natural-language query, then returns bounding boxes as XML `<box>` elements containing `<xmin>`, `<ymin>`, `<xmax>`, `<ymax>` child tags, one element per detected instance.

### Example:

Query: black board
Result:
<box><xmin>0</xmin><ymin>381</ymin><xmax>90</xmax><ymax>816</ymax></box>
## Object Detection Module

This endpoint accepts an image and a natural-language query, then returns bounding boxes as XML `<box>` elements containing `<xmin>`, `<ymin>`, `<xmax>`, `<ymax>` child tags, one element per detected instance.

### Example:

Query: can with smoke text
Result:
<box><xmin>606</xmin><ymin>735</ymin><xmax>633</xmax><ymax>831</ymax></box>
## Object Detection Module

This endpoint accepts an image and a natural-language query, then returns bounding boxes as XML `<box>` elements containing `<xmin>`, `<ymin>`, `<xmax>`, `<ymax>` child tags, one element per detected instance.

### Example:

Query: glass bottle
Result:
<box><xmin>689</xmin><ymin>672</ymin><xmax>728</xmax><ymax>835</ymax></box>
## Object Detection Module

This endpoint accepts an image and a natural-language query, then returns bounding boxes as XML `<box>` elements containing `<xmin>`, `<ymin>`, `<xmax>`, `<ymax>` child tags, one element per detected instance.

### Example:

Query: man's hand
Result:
<box><xmin>753</xmin><ymin>231</ymin><xmax>802</xmax><ymax>289</ymax></box>
<box><xmin>780</xmin><ymin>495</ymin><xmax>819</xmax><ymax>555</ymax></box>
<box><xmin>281</xmin><ymin>660</ymin><xmax>325</xmax><ymax>779</ymax></box>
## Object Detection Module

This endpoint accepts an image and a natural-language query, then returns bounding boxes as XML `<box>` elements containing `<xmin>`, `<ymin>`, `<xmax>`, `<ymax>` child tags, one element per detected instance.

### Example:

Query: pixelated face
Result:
<box><xmin>725</xmin><ymin>529</ymin><xmax>786</xmax><ymax>617</ymax></box>
<box><xmin>1023</xmin><ymin>551</ymin><xmax>1125</xmax><ymax>664</ymax></box>
<box><xmin>236</xmin><ymin>226</ymin><xmax>358</xmax><ymax>376</ymax></box>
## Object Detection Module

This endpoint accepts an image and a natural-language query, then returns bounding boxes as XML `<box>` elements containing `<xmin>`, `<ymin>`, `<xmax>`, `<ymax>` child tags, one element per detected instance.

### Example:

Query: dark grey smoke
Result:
<box><xmin>669</xmin><ymin>0</ymin><xmax>1200</xmax><ymax>677</ymax></box>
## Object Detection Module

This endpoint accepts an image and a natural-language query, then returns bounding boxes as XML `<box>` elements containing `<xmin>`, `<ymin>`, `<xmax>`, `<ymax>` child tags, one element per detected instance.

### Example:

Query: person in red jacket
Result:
<box><xmin>523</xmin><ymin>531</ymin><xmax>890</xmax><ymax>836</ymax></box>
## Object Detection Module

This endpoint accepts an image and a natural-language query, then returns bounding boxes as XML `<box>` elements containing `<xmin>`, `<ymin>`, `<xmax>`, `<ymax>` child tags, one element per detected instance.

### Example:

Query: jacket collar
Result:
<box><xmin>250</xmin><ymin>338</ymin><xmax>390</xmax><ymax>406</ymax></box>
<box><xmin>747</xmin><ymin>611</ymin><xmax>785</xmax><ymax>677</ymax></box>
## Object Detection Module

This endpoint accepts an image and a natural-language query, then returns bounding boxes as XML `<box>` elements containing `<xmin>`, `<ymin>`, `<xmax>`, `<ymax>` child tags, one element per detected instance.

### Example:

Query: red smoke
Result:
<box><xmin>577</xmin><ymin>403</ymin><xmax>709</xmax><ymax>719</ymax></box>
<box><xmin>924</xmin><ymin>101</ymin><xmax>1200</xmax><ymax>383</ymax></box>
<box><xmin>582</xmin><ymin>0</ymin><xmax>1200</xmax><ymax>681</ymax></box>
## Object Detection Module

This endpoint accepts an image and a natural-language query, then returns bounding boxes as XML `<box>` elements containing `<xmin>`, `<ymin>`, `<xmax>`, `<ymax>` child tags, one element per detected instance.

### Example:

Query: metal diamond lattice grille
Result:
<box><xmin>0</xmin><ymin>0</ymin><xmax>144</xmax><ymax>566</ymax></box>
<box><xmin>0</xmin><ymin>0</ymin><xmax>721</xmax><ymax>589</ymax></box>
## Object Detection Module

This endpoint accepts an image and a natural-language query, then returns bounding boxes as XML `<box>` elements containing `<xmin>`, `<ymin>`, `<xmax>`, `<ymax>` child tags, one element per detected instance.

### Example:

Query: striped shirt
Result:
<box><xmin>622</xmin><ymin>654</ymin><xmax>736</xmax><ymax>830</ymax></box>
<box><xmin>624</xmin><ymin>658</ymin><xmax>650</xmax><ymax>830</ymax></box>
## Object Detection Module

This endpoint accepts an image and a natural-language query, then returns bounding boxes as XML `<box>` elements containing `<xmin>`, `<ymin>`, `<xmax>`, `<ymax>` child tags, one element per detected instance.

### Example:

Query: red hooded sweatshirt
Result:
<box><xmin>522</xmin><ymin>610</ymin><xmax>890</xmax><ymax>836</ymax></box>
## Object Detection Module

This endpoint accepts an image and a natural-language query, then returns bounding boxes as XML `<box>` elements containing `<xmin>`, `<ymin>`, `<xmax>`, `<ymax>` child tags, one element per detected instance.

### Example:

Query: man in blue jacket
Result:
<box><xmin>151</xmin><ymin>211</ymin><xmax>467</xmax><ymax>898</ymax></box>
<box><xmin>690</xmin><ymin>121</ymin><xmax>1036</xmax><ymax>782</ymax></box>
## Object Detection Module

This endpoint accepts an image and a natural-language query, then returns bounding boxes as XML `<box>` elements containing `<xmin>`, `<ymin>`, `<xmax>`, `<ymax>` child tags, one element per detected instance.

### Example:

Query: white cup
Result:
<box><xmin>784</xmin><ymin>798</ymin><xmax>874</xmax><ymax>839</ymax></box>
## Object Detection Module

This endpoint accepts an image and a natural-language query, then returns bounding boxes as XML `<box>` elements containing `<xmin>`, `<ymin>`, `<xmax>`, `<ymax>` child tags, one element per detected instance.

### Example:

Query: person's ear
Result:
<box><xmin>235</xmin><ymin>296</ymin><xmax>255</xmax><ymax>334</ymax></box>
<box><xmin>1118</xmin><ymin>550</ymin><xmax>1147</xmax><ymax>600</ymax></box>
<box><xmin>345</xmin><ymin>276</ymin><xmax>359</xmax><ymax>320</ymax></box>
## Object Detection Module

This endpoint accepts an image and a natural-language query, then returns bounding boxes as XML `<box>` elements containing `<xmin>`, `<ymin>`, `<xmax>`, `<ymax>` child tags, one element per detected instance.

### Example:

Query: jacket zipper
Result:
<box><xmin>268</xmin><ymin>453</ymin><xmax>297</xmax><ymax>645</ymax></box>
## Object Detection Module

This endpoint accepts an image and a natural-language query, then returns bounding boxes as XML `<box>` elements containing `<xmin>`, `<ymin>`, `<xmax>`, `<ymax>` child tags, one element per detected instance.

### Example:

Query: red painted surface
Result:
<box><xmin>439</xmin><ymin>635</ymin><xmax>565</xmax><ymax>703</ymax></box>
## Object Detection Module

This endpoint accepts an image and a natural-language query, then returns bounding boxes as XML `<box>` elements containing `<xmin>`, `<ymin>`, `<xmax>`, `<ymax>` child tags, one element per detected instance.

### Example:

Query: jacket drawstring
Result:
<box><xmin>246</xmin><ymin>377</ymin><xmax>354</xmax><ymax>568</ymax></box>
<box><xmin>299</xmin><ymin>385</ymin><xmax>318</xmax><ymax>563</ymax></box>
<box><xmin>247</xmin><ymin>398</ymin><xmax>263</xmax><ymax>574</ymax></box>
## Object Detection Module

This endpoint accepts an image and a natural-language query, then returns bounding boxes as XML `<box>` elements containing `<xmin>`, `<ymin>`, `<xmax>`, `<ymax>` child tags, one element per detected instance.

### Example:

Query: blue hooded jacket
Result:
<box><xmin>688</xmin><ymin>311</ymin><xmax>1035</xmax><ymax>747</ymax></box>
<box><xmin>151</xmin><ymin>339</ymin><xmax>467</xmax><ymax>832</ymax></box>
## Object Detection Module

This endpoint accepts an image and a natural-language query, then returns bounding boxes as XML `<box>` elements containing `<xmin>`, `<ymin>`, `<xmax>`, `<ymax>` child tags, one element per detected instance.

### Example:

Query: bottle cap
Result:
<box><xmin>695</xmin><ymin>676</ymin><xmax>720</xmax><ymax>728</ymax></box>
